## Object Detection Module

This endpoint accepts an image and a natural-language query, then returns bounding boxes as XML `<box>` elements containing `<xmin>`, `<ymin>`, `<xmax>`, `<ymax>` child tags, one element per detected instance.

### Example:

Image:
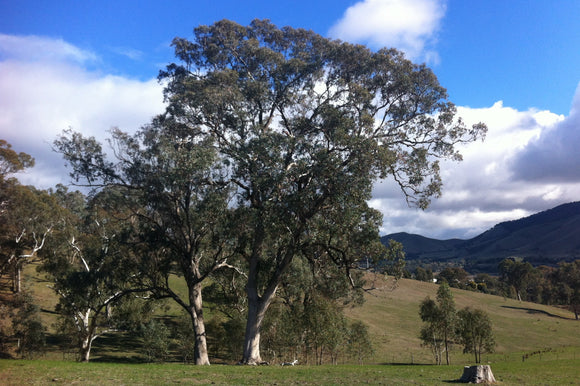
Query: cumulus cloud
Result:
<box><xmin>328</xmin><ymin>0</ymin><xmax>446</xmax><ymax>62</ymax></box>
<box><xmin>370</xmin><ymin>98</ymin><xmax>580</xmax><ymax>239</ymax></box>
<box><xmin>0</xmin><ymin>35</ymin><xmax>165</xmax><ymax>188</ymax></box>
<box><xmin>0</xmin><ymin>34</ymin><xmax>98</xmax><ymax>63</ymax></box>
<box><xmin>510</xmin><ymin>82</ymin><xmax>580</xmax><ymax>182</ymax></box>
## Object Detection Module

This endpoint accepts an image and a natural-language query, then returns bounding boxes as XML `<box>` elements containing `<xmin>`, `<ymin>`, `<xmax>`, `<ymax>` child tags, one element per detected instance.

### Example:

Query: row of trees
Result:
<box><xmin>419</xmin><ymin>283</ymin><xmax>495</xmax><ymax>364</ymax></box>
<box><xmin>412</xmin><ymin>258</ymin><xmax>580</xmax><ymax>320</ymax></box>
<box><xmin>499</xmin><ymin>258</ymin><xmax>580</xmax><ymax>319</ymax></box>
<box><xmin>1</xmin><ymin>19</ymin><xmax>485</xmax><ymax>364</ymax></box>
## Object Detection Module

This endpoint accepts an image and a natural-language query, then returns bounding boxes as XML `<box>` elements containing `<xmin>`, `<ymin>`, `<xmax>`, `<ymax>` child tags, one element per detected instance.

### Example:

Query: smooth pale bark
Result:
<box><xmin>240</xmin><ymin>247</ymin><xmax>281</xmax><ymax>365</ymax></box>
<box><xmin>188</xmin><ymin>281</ymin><xmax>210</xmax><ymax>365</ymax></box>
<box><xmin>241</xmin><ymin>291</ymin><xmax>276</xmax><ymax>365</ymax></box>
<box><xmin>80</xmin><ymin>335</ymin><xmax>92</xmax><ymax>362</ymax></box>
<box><xmin>78</xmin><ymin>310</ymin><xmax>95</xmax><ymax>362</ymax></box>
<box><xmin>241</xmin><ymin>243</ymin><xmax>293</xmax><ymax>364</ymax></box>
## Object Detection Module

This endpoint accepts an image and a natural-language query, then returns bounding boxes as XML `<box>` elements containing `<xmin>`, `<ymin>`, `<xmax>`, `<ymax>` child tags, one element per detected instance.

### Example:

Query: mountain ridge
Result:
<box><xmin>381</xmin><ymin>201</ymin><xmax>580</xmax><ymax>273</ymax></box>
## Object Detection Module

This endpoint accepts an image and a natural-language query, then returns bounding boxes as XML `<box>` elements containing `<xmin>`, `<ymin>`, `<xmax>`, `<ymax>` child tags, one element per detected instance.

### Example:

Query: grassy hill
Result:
<box><xmin>344</xmin><ymin>275</ymin><xmax>580</xmax><ymax>365</ymax></box>
<box><xmin>1</xmin><ymin>271</ymin><xmax>580</xmax><ymax>384</ymax></box>
<box><xmin>9</xmin><ymin>266</ymin><xmax>580</xmax><ymax>366</ymax></box>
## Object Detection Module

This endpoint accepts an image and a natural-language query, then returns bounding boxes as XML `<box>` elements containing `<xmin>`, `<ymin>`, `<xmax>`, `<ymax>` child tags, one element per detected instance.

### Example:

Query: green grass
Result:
<box><xmin>3</xmin><ymin>269</ymin><xmax>580</xmax><ymax>383</ymax></box>
<box><xmin>344</xmin><ymin>275</ymin><xmax>580</xmax><ymax>365</ymax></box>
<box><xmin>1</xmin><ymin>357</ymin><xmax>580</xmax><ymax>385</ymax></box>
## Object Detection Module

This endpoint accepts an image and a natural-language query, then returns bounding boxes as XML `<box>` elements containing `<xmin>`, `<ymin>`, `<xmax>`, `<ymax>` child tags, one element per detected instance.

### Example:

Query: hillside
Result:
<box><xmin>345</xmin><ymin>275</ymin><xmax>580</xmax><ymax>364</ymax></box>
<box><xmin>17</xmin><ymin>268</ymin><xmax>580</xmax><ymax>365</ymax></box>
<box><xmin>382</xmin><ymin>201</ymin><xmax>580</xmax><ymax>273</ymax></box>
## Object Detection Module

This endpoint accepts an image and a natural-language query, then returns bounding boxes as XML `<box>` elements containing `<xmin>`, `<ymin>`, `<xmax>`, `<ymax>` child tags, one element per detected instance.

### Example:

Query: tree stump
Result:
<box><xmin>459</xmin><ymin>365</ymin><xmax>496</xmax><ymax>383</ymax></box>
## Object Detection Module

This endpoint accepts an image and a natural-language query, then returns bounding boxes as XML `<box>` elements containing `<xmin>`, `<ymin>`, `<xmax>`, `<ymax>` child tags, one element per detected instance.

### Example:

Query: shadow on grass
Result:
<box><xmin>91</xmin><ymin>355</ymin><xmax>146</xmax><ymax>364</ymax></box>
<box><xmin>501</xmin><ymin>305</ymin><xmax>572</xmax><ymax>320</ymax></box>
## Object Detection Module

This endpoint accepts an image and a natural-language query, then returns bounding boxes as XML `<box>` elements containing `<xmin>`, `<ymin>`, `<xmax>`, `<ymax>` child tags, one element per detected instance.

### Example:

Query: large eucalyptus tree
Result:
<box><xmin>54</xmin><ymin>123</ymin><xmax>235</xmax><ymax>365</ymax></box>
<box><xmin>158</xmin><ymin>19</ymin><xmax>486</xmax><ymax>364</ymax></box>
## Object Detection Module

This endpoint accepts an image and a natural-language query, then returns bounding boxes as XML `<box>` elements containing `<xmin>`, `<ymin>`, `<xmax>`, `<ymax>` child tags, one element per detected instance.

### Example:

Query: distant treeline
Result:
<box><xmin>409</xmin><ymin>258</ymin><xmax>580</xmax><ymax>319</ymax></box>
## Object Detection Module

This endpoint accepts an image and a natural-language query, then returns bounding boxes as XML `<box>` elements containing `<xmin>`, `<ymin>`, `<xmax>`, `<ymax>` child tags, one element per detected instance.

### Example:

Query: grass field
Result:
<box><xmin>345</xmin><ymin>275</ymin><xmax>580</xmax><ymax>365</ymax></box>
<box><xmin>1</xmin><ymin>270</ymin><xmax>580</xmax><ymax>384</ymax></box>
<box><xmin>1</xmin><ymin>356</ymin><xmax>580</xmax><ymax>385</ymax></box>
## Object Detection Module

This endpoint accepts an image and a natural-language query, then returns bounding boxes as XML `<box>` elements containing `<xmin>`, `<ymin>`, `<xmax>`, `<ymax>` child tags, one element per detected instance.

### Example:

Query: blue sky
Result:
<box><xmin>1</xmin><ymin>0</ymin><xmax>580</xmax><ymax>239</ymax></box>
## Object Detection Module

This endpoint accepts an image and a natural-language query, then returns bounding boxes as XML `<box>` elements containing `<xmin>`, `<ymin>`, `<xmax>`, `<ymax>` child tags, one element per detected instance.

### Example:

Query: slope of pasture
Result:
<box><xmin>9</xmin><ymin>266</ymin><xmax>580</xmax><ymax>365</ymax></box>
<box><xmin>344</xmin><ymin>275</ymin><xmax>580</xmax><ymax>364</ymax></box>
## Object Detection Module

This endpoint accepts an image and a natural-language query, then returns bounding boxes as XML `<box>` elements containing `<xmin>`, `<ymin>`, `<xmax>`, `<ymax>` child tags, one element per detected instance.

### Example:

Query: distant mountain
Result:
<box><xmin>381</xmin><ymin>201</ymin><xmax>580</xmax><ymax>274</ymax></box>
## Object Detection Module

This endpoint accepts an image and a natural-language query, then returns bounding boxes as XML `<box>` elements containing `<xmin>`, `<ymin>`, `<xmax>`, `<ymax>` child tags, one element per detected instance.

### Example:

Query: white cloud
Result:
<box><xmin>0</xmin><ymin>35</ymin><xmax>165</xmax><ymax>188</ymax></box>
<box><xmin>371</xmin><ymin>97</ymin><xmax>580</xmax><ymax>239</ymax></box>
<box><xmin>328</xmin><ymin>0</ymin><xmax>446</xmax><ymax>62</ymax></box>
<box><xmin>510</xmin><ymin>82</ymin><xmax>580</xmax><ymax>182</ymax></box>
<box><xmin>110</xmin><ymin>46</ymin><xmax>144</xmax><ymax>61</ymax></box>
<box><xmin>0</xmin><ymin>34</ymin><xmax>98</xmax><ymax>63</ymax></box>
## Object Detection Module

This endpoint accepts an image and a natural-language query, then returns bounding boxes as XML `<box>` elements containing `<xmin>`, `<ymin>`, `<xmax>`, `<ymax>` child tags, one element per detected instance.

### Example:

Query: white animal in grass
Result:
<box><xmin>281</xmin><ymin>359</ymin><xmax>298</xmax><ymax>366</ymax></box>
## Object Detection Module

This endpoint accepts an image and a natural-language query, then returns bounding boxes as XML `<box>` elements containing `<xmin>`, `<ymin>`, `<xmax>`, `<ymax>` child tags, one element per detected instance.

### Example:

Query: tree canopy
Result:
<box><xmin>55</xmin><ymin>19</ymin><xmax>486</xmax><ymax>364</ymax></box>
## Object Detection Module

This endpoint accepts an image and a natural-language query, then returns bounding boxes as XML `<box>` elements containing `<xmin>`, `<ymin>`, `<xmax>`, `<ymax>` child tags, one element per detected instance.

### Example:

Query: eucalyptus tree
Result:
<box><xmin>158</xmin><ymin>19</ymin><xmax>486</xmax><ymax>364</ymax></box>
<box><xmin>456</xmin><ymin>307</ymin><xmax>495</xmax><ymax>363</ymax></box>
<box><xmin>0</xmin><ymin>140</ymin><xmax>34</xmax><ymax>179</ymax></box>
<box><xmin>554</xmin><ymin>260</ymin><xmax>580</xmax><ymax>320</ymax></box>
<box><xmin>419</xmin><ymin>282</ymin><xmax>457</xmax><ymax>365</ymax></box>
<box><xmin>498</xmin><ymin>257</ymin><xmax>535</xmax><ymax>301</ymax></box>
<box><xmin>42</xmin><ymin>188</ymin><xmax>143</xmax><ymax>362</ymax></box>
<box><xmin>54</xmin><ymin>122</ymin><xmax>236</xmax><ymax>365</ymax></box>
<box><xmin>0</xmin><ymin>183</ymin><xmax>60</xmax><ymax>293</ymax></box>
<box><xmin>0</xmin><ymin>140</ymin><xmax>45</xmax><ymax>293</ymax></box>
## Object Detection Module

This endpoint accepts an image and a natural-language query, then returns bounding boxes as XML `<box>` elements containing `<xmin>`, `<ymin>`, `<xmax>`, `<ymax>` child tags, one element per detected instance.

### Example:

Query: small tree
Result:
<box><xmin>11</xmin><ymin>291</ymin><xmax>46</xmax><ymax>359</ymax></box>
<box><xmin>456</xmin><ymin>307</ymin><xmax>495</xmax><ymax>363</ymax></box>
<box><xmin>348</xmin><ymin>320</ymin><xmax>374</xmax><ymax>365</ymax></box>
<box><xmin>415</xmin><ymin>267</ymin><xmax>434</xmax><ymax>282</ymax></box>
<box><xmin>140</xmin><ymin>319</ymin><xmax>171</xmax><ymax>363</ymax></box>
<box><xmin>419</xmin><ymin>282</ymin><xmax>456</xmax><ymax>365</ymax></box>
<box><xmin>419</xmin><ymin>297</ymin><xmax>445</xmax><ymax>365</ymax></box>
<box><xmin>437</xmin><ymin>267</ymin><xmax>469</xmax><ymax>288</ymax></box>
<box><xmin>41</xmin><ymin>189</ymin><xmax>141</xmax><ymax>362</ymax></box>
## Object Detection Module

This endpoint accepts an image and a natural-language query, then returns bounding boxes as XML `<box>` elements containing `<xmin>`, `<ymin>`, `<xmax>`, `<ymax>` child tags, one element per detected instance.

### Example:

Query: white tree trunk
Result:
<box><xmin>189</xmin><ymin>281</ymin><xmax>210</xmax><ymax>365</ymax></box>
<box><xmin>241</xmin><ymin>279</ymin><xmax>277</xmax><ymax>365</ymax></box>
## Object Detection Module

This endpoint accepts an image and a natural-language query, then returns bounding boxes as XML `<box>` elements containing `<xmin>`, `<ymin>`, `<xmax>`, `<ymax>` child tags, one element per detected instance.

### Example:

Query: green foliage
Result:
<box><xmin>414</xmin><ymin>267</ymin><xmax>434</xmax><ymax>282</ymax></box>
<box><xmin>456</xmin><ymin>307</ymin><xmax>495</xmax><ymax>363</ymax></box>
<box><xmin>0</xmin><ymin>139</ymin><xmax>34</xmax><ymax>180</ymax></box>
<box><xmin>419</xmin><ymin>282</ymin><xmax>456</xmax><ymax>365</ymax></box>
<box><xmin>499</xmin><ymin>257</ymin><xmax>536</xmax><ymax>301</ymax></box>
<box><xmin>11</xmin><ymin>291</ymin><xmax>46</xmax><ymax>359</ymax></box>
<box><xmin>139</xmin><ymin>319</ymin><xmax>171</xmax><ymax>363</ymax></box>
<box><xmin>41</xmin><ymin>188</ymin><xmax>142</xmax><ymax>362</ymax></box>
<box><xmin>159</xmin><ymin>18</ymin><xmax>486</xmax><ymax>364</ymax></box>
<box><xmin>553</xmin><ymin>260</ymin><xmax>580</xmax><ymax>319</ymax></box>
<box><xmin>383</xmin><ymin>240</ymin><xmax>407</xmax><ymax>282</ymax></box>
<box><xmin>54</xmin><ymin>18</ymin><xmax>486</xmax><ymax>364</ymax></box>
<box><xmin>347</xmin><ymin>320</ymin><xmax>374</xmax><ymax>365</ymax></box>
<box><xmin>173</xmin><ymin>314</ymin><xmax>198</xmax><ymax>364</ymax></box>
<box><xmin>437</xmin><ymin>267</ymin><xmax>469</xmax><ymax>289</ymax></box>
<box><xmin>303</xmin><ymin>295</ymin><xmax>348</xmax><ymax>365</ymax></box>
<box><xmin>0</xmin><ymin>182</ymin><xmax>61</xmax><ymax>293</ymax></box>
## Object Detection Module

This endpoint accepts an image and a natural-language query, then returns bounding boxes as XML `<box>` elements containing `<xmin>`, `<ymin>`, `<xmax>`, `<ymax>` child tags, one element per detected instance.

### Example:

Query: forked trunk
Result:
<box><xmin>241</xmin><ymin>275</ymin><xmax>278</xmax><ymax>364</ymax></box>
<box><xmin>241</xmin><ymin>306</ymin><xmax>263</xmax><ymax>365</ymax></box>
<box><xmin>80</xmin><ymin>336</ymin><xmax>92</xmax><ymax>362</ymax></box>
<box><xmin>78</xmin><ymin>311</ymin><xmax>94</xmax><ymax>362</ymax></box>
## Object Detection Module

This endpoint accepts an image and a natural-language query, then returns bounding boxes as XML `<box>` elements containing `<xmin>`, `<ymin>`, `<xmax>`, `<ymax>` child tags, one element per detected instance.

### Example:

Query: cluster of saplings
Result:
<box><xmin>419</xmin><ymin>282</ymin><xmax>495</xmax><ymax>365</ymax></box>
<box><xmin>0</xmin><ymin>19</ymin><xmax>487</xmax><ymax>364</ymax></box>
<box><xmin>410</xmin><ymin>259</ymin><xmax>580</xmax><ymax>319</ymax></box>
